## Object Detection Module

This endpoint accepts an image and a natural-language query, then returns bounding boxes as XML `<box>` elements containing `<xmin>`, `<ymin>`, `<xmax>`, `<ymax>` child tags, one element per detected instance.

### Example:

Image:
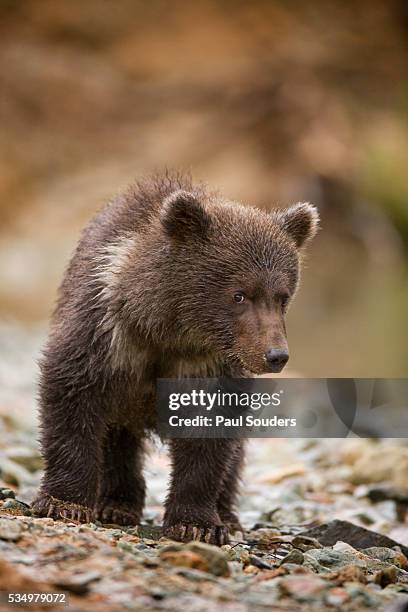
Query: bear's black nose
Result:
<box><xmin>265</xmin><ymin>348</ymin><xmax>289</xmax><ymax>373</ymax></box>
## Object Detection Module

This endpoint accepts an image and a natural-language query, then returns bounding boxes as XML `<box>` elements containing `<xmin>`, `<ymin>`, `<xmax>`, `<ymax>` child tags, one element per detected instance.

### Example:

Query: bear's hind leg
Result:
<box><xmin>93</xmin><ymin>427</ymin><xmax>146</xmax><ymax>526</ymax></box>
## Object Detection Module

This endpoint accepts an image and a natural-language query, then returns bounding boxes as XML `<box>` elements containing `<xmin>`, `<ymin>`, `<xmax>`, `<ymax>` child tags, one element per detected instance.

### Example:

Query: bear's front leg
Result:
<box><xmin>32</xmin><ymin>386</ymin><xmax>105</xmax><ymax>523</ymax></box>
<box><xmin>216</xmin><ymin>439</ymin><xmax>245</xmax><ymax>534</ymax></box>
<box><xmin>163</xmin><ymin>439</ymin><xmax>239</xmax><ymax>546</ymax></box>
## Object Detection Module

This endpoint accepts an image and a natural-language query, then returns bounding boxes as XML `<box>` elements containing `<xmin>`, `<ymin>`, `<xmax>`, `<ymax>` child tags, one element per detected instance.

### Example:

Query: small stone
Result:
<box><xmin>279</xmin><ymin>575</ymin><xmax>328</xmax><ymax>602</ymax></box>
<box><xmin>280</xmin><ymin>549</ymin><xmax>304</xmax><ymax>565</ymax></box>
<box><xmin>105</xmin><ymin>528</ymin><xmax>123</xmax><ymax>539</ymax></box>
<box><xmin>2</xmin><ymin>499</ymin><xmax>31</xmax><ymax>516</ymax></box>
<box><xmin>185</xmin><ymin>542</ymin><xmax>230</xmax><ymax>577</ymax></box>
<box><xmin>142</xmin><ymin>538</ymin><xmax>156</xmax><ymax>546</ymax></box>
<box><xmin>343</xmin><ymin>582</ymin><xmax>382</xmax><ymax>607</ymax></box>
<box><xmin>0</xmin><ymin>518</ymin><xmax>23</xmax><ymax>541</ymax></box>
<box><xmin>372</xmin><ymin>565</ymin><xmax>398</xmax><ymax>588</ymax></box>
<box><xmin>173</xmin><ymin>568</ymin><xmax>217</xmax><ymax>582</ymax></box>
<box><xmin>0</xmin><ymin>488</ymin><xmax>15</xmax><ymax>500</ymax></box>
<box><xmin>327</xmin><ymin>564</ymin><xmax>367</xmax><ymax>584</ymax></box>
<box><xmin>362</xmin><ymin>547</ymin><xmax>408</xmax><ymax>570</ymax></box>
<box><xmin>279</xmin><ymin>563</ymin><xmax>309</xmax><ymax>573</ymax></box>
<box><xmin>32</xmin><ymin>517</ymin><xmax>55</xmax><ymax>526</ymax></box>
<box><xmin>243</xmin><ymin>564</ymin><xmax>259</xmax><ymax>574</ymax></box>
<box><xmin>160</xmin><ymin>549</ymin><xmax>211</xmax><ymax>572</ymax></box>
<box><xmin>148</xmin><ymin>587</ymin><xmax>167</xmax><ymax>600</ymax></box>
<box><xmin>382</xmin><ymin>585</ymin><xmax>408</xmax><ymax>601</ymax></box>
<box><xmin>116</xmin><ymin>539</ymin><xmax>143</xmax><ymax>556</ymax></box>
<box><xmin>256</xmin><ymin>530</ymin><xmax>293</xmax><ymax>550</ymax></box>
<box><xmin>159</xmin><ymin>541</ymin><xmax>230</xmax><ymax>577</ymax></box>
<box><xmin>292</xmin><ymin>535</ymin><xmax>322</xmax><ymax>551</ymax></box>
<box><xmin>221</xmin><ymin>545</ymin><xmax>239</xmax><ymax>562</ymax></box>
<box><xmin>333</xmin><ymin>541</ymin><xmax>359</xmax><ymax>554</ymax></box>
<box><xmin>53</xmin><ymin>571</ymin><xmax>101</xmax><ymax>595</ymax></box>
<box><xmin>308</xmin><ymin>548</ymin><xmax>358</xmax><ymax>568</ymax></box>
<box><xmin>142</xmin><ymin>557</ymin><xmax>160</xmax><ymax>568</ymax></box>
<box><xmin>239</xmin><ymin>550</ymin><xmax>251</xmax><ymax>564</ymax></box>
<box><xmin>157</xmin><ymin>537</ymin><xmax>175</xmax><ymax>547</ymax></box>
<box><xmin>366</xmin><ymin>583</ymin><xmax>382</xmax><ymax>591</ymax></box>
<box><xmin>249</xmin><ymin>554</ymin><xmax>273</xmax><ymax>570</ymax></box>
<box><xmin>255</xmin><ymin>567</ymin><xmax>287</xmax><ymax>581</ymax></box>
<box><xmin>325</xmin><ymin>587</ymin><xmax>350</xmax><ymax>606</ymax></box>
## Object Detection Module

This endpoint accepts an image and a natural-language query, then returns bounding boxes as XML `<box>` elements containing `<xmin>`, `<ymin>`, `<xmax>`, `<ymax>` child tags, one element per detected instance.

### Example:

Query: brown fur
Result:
<box><xmin>32</xmin><ymin>171</ymin><xmax>318</xmax><ymax>544</ymax></box>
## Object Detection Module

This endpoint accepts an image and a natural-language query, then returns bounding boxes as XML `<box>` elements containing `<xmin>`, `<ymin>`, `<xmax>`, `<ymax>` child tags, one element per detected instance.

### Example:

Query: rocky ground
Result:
<box><xmin>0</xmin><ymin>329</ymin><xmax>407</xmax><ymax>610</ymax></box>
<box><xmin>0</xmin><ymin>431</ymin><xmax>408</xmax><ymax>610</ymax></box>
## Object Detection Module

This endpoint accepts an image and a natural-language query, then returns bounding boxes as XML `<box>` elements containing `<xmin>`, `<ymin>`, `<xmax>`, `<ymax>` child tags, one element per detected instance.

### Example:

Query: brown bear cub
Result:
<box><xmin>32</xmin><ymin>172</ymin><xmax>319</xmax><ymax>545</ymax></box>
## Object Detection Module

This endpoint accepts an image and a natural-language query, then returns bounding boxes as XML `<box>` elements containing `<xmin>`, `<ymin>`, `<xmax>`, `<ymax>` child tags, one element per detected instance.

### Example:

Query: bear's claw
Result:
<box><xmin>32</xmin><ymin>493</ymin><xmax>92</xmax><ymax>523</ymax></box>
<box><xmin>164</xmin><ymin>523</ymin><xmax>229</xmax><ymax>546</ymax></box>
<box><xmin>93</xmin><ymin>502</ymin><xmax>140</xmax><ymax>526</ymax></box>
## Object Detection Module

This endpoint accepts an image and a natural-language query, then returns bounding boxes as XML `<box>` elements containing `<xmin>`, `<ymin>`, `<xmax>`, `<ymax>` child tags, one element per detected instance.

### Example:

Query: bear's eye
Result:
<box><xmin>280</xmin><ymin>295</ymin><xmax>289</xmax><ymax>311</ymax></box>
<box><xmin>233</xmin><ymin>292</ymin><xmax>246</xmax><ymax>304</ymax></box>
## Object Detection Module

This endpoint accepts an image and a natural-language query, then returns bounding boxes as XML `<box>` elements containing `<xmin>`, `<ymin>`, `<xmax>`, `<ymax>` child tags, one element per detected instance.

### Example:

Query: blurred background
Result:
<box><xmin>0</xmin><ymin>8</ymin><xmax>407</xmax><ymax>600</ymax></box>
<box><xmin>0</xmin><ymin>0</ymin><xmax>407</xmax><ymax>386</ymax></box>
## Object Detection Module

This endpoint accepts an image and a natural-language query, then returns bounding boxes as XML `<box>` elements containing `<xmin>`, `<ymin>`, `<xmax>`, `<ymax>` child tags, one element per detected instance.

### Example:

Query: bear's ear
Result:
<box><xmin>161</xmin><ymin>190</ymin><xmax>211</xmax><ymax>240</ymax></box>
<box><xmin>276</xmin><ymin>202</ymin><xmax>319</xmax><ymax>248</ymax></box>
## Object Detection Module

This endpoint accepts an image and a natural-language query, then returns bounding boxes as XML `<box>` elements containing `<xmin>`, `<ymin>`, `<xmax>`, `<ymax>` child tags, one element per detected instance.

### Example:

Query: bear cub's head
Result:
<box><xmin>159</xmin><ymin>188</ymin><xmax>319</xmax><ymax>375</ymax></box>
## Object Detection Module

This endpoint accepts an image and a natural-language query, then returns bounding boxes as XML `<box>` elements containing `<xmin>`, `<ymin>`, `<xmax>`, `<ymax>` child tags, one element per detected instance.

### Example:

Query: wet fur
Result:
<box><xmin>32</xmin><ymin>172</ymin><xmax>318</xmax><ymax>544</ymax></box>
